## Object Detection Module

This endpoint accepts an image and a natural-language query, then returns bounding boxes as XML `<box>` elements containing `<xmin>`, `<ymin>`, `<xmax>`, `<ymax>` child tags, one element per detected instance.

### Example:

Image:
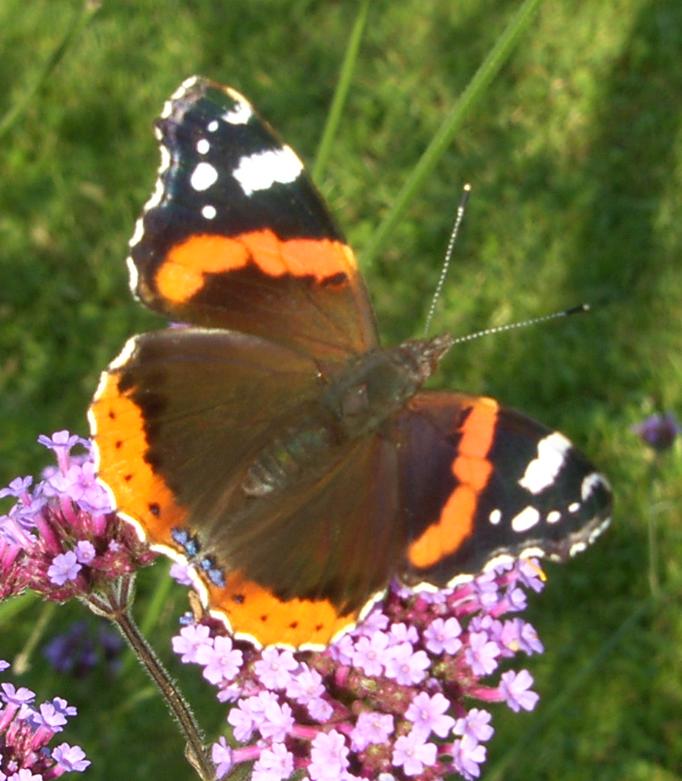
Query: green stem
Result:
<box><xmin>120</xmin><ymin>564</ymin><xmax>175</xmax><ymax>677</ymax></box>
<box><xmin>86</xmin><ymin>576</ymin><xmax>214</xmax><ymax>781</ymax></box>
<box><xmin>313</xmin><ymin>0</ymin><xmax>371</xmax><ymax>181</ymax></box>
<box><xmin>647</xmin><ymin>459</ymin><xmax>661</xmax><ymax>598</ymax></box>
<box><xmin>13</xmin><ymin>601</ymin><xmax>56</xmax><ymax>675</ymax></box>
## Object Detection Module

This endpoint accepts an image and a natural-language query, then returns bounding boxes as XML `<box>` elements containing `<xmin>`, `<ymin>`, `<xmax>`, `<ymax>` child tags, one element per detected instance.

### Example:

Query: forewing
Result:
<box><xmin>128</xmin><ymin>77</ymin><xmax>378</xmax><ymax>360</ymax></box>
<box><xmin>392</xmin><ymin>392</ymin><xmax>613</xmax><ymax>587</ymax></box>
<box><xmin>89</xmin><ymin>328</ymin><xmax>323</xmax><ymax>554</ymax></box>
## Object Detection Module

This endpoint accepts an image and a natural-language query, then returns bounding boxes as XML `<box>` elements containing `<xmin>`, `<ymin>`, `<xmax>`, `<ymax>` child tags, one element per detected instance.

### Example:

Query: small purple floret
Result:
<box><xmin>47</xmin><ymin>551</ymin><xmax>82</xmax><ymax>586</ymax></box>
<box><xmin>309</xmin><ymin>730</ymin><xmax>349</xmax><ymax>781</ymax></box>
<box><xmin>392</xmin><ymin>729</ymin><xmax>437</xmax><ymax>776</ymax></box>
<box><xmin>632</xmin><ymin>411</ymin><xmax>681</xmax><ymax>451</ymax></box>
<box><xmin>452</xmin><ymin>734</ymin><xmax>487</xmax><ymax>780</ymax></box>
<box><xmin>499</xmin><ymin>669</ymin><xmax>540</xmax><ymax>712</ymax></box>
<box><xmin>52</xmin><ymin>743</ymin><xmax>91</xmax><ymax>772</ymax></box>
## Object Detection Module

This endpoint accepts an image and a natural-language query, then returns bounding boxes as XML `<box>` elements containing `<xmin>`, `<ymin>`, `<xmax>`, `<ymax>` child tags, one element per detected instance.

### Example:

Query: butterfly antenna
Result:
<box><xmin>424</xmin><ymin>183</ymin><xmax>471</xmax><ymax>337</ymax></box>
<box><xmin>451</xmin><ymin>303</ymin><xmax>591</xmax><ymax>345</ymax></box>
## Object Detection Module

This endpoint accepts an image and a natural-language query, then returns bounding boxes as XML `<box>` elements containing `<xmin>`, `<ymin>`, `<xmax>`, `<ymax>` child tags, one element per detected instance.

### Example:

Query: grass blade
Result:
<box><xmin>313</xmin><ymin>0</ymin><xmax>371</xmax><ymax>181</ymax></box>
<box><xmin>0</xmin><ymin>0</ymin><xmax>101</xmax><ymax>141</ymax></box>
<box><xmin>363</xmin><ymin>0</ymin><xmax>545</xmax><ymax>265</ymax></box>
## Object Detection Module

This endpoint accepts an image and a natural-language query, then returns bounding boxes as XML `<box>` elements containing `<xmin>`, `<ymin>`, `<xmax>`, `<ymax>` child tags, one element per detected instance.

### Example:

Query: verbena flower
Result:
<box><xmin>0</xmin><ymin>432</ymin><xmax>155</xmax><ymax>607</ymax></box>
<box><xmin>631</xmin><ymin>412</ymin><xmax>681</xmax><ymax>452</ymax></box>
<box><xmin>0</xmin><ymin>659</ymin><xmax>90</xmax><ymax>779</ymax></box>
<box><xmin>173</xmin><ymin>560</ymin><xmax>545</xmax><ymax>780</ymax></box>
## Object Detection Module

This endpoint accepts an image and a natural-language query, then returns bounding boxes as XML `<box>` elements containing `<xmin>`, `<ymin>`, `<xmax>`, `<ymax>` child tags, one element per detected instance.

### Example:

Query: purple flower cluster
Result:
<box><xmin>0</xmin><ymin>659</ymin><xmax>90</xmax><ymax>779</ymax></box>
<box><xmin>43</xmin><ymin>620</ymin><xmax>124</xmax><ymax>678</ymax></box>
<box><xmin>174</xmin><ymin>561</ymin><xmax>545</xmax><ymax>780</ymax></box>
<box><xmin>0</xmin><ymin>432</ymin><xmax>155</xmax><ymax>604</ymax></box>
<box><xmin>632</xmin><ymin>412</ymin><xmax>681</xmax><ymax>452</ymax></box>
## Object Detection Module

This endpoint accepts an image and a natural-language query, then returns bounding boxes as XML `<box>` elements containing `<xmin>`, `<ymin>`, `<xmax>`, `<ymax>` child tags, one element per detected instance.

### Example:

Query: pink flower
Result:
<box><xmin>350</xmin><ymin>711</ymin><xmax>395</xmax><ymax>750</ymax></box>
<box><xmin>254</xmin><ymin>647</ymin><xmax>298</xmax><ymax>690</ymax></box>
<box><xmin>499</xmin><ymin>669</ymin><xmax>539</xmax><ymax>712</ymax></box>
<box><xmin>384</xmin><ymin>642</ymin><xmax>430</xmax><ymax>685</ymax></box>
<box><xmin>308</xmin><ymin>730</ymin><xmax>349</xmax><ymax>781</ymax></box>
<box><xmin>392</xmin><ymin>729</ymin><xmax>437</xmax><ymax>776</ymax></box>
<box><xmin>173</xmin><ymin>558</ymin><xmax>551</xmax><ymax>780</ymax></box>
<box><xmin>452</xmin><ymin>734</ymin><xmax>486</xmax><ymax>780</ymax></box>
<box><xmin>405</xmin><ymin>692</ymin><xmax>455</xmax><ymax>738</ymax></box>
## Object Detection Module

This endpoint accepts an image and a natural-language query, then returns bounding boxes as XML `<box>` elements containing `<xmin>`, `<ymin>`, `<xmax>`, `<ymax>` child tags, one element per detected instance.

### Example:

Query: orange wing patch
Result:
<box><xmin>155</xmin><ymin>228</ymin><xmax>357</xmax><ymax>306</ymax></box>
<box><xmin>89</xmin><ymin>366</ymin><xmax>187</xmax><ymax>547</ymax></box>
<box><xmin>205</xmin><ymin>570</ymin><xmax>360</xmax><ymax>649</ymax></box>
<box><xmin>407</xmin><ymin>397</ymin><xmax>499</xmax><ymax>569</ymax></box>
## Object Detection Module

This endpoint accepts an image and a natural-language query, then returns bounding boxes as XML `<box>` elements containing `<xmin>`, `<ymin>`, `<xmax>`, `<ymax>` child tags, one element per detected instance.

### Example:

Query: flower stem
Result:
<box><xmin>85</xmin><ymin>575</ymin><xmax>214</xmax><ymax>781</ymax></box>
<box><xmin>645</xmin><ymin>458</ymin><xmax>665</xmax><ymax>599</ymax></box>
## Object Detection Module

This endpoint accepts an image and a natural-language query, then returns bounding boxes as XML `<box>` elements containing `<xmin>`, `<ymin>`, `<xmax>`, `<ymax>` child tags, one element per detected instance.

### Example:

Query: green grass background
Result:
<box><xmin>1</xmin><ymin>0</ymin><xmax>680</xmax><ymax>779</ymax></box>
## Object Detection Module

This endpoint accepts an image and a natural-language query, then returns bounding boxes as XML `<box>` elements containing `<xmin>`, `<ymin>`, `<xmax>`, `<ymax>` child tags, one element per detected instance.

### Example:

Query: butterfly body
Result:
<box><xmin>89</xmin><ymin>77</ymin><xmax>612</xmax><ymax>649</ymax></box>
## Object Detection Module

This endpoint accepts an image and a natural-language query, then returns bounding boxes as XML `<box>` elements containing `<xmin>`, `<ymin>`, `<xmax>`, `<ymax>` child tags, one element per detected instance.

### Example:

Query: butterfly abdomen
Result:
<box><xmin>241</xmin><ymin>420</ymin><xmax>335</xmax><ymax>497</ymax></box>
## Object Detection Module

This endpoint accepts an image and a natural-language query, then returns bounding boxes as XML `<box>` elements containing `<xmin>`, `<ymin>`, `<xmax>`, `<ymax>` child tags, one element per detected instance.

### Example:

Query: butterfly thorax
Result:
<box><xmin>241</xmin><ymin>334</ymin><xmax>453</xmax><ymax>498</ymax></box>
<box><xmin>321</xmin><ymin>334</ymin><xmax>454</xmax><ymax>438</ymax></box>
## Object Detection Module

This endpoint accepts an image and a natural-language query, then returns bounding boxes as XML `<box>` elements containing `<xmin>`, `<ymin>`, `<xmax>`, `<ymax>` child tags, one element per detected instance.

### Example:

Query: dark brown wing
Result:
<box><xmin>90</xmin><ymin>328</ymin><xmax>322</xmax><ymax>554</ymax></box>
<box><xmin>391</xmin><ymin>391</ymin><xmax>612</xmax><ymax>588</ymax></box>
<box><xmin>90</xmin><ymin>328</ymin><xmax>403</xmax><ymax>648</ymax></box>
<box><xmin>128</xmin><ymin>77</ymin><xmax>378</xmax><ymax>361</ymax></box>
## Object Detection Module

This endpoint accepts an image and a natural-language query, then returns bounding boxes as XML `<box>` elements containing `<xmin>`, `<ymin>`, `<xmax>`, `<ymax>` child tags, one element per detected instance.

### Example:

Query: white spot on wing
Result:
<box><xmin>196</xmin><ymin>138</ymin><xmax>210</xmax><ymax>155</ymax></box>
<box><xmin>202</xmin><ymin>204</ymin><xmax>216</xmax><ymax>220</ymax></box>
<box><xmin>489</xmin><ymin>509</ymin><xmax>502</xmax><ymax>525</ymax></box>
<box><xmin>171</xmin><ymin>76</ymin><xmax>199</xmax><ymax>102</ymax></box>
<box><xmin>569</xmin><ymin>540</ymin><xmax>587</xmax><ymax>556</ymax></box>
<box><xmin>233</xmin><ymin>146</ymin><xmax>303</xmax><ymax>196</ymax></box>
<box><xmin>158</xmin><ymin>144</ymin><xmax>171</xmax><ymax>175</ymax></box>
<box><xmin>191</xmin><ymin>161</ymin><xmax>218</xmax><ymax>191</ymax></box>
<box><xmin>144</xmin><ymin>177</ymin><xmax>165</xmax><ymax>212</ymax></box>
<box><xmin>581</xmin><ymin>472</ymin><xmax>606</xmax><ymax>501</ymax></box>
<box><xmin>482</xmin><ymin>553</ymin><xmax>515</xmax><ymax>572</ymax></box>
<box><xmin>108</xmin><ymin>336</ymin><xmax>138</xmax><ymax>371</ymax></box>
<box><xmin>517</xmin><ymin>546</ymin><xmax>545</xmax><ymax>559</ymax></box>
<box><xmin>547</xmin><ymin>510</ymin><xmax>561</xmax><ymax>524</ymax></box>
<box><xmin>518</xmin><ymin>432</ymin><xmax>572</xmax><ymax>494</ymax></box>
<box><xmin>589</xmin><ymin>517</ymin><xmax>611</xmax><ymax>543</ymax></box>
<box><xmin>126</xmin><ymin>256</ymin><xmax>140</xmax><ymax>295</ymax></box>
<box><xmin>160</xmin><ymin>100</ymin><xmax>173</xmax><ymax>120</ymax></box>
<box><xmin>128</xmin><ymin>218</ymin><xmax>144</xmax><ymax>248</ymax></box>
<box><xmin>511</xmin><ymin>506</ymin><xmax>541</xmax><ymax>533</ymax></box>
<box><xmin>568</xmin><ymin>501</ymin><xmax>580</xmax><ymax>513</ymax></box>
<box><xmin>222</xmin><ymin>100</ymin><xmax>252</xmax><ymax>125</ymax></box>
<box><xmin>207</xmin><ymin>120</ymin><xmax>219</xmax><ymax>132</ymax></box>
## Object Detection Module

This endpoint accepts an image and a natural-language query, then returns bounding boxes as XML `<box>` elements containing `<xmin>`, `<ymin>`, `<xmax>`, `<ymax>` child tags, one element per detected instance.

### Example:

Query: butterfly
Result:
<box><xmin>88</xmin><ymin>77</ymin><xmax>612</xmax><ymax>649</ymax></box>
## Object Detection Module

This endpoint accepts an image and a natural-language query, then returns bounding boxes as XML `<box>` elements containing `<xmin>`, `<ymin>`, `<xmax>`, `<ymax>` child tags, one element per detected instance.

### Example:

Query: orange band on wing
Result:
<box><xmin>155</xmin><ymin>229</ymin><xmax>357</xmax><ymax>305</ymax></box>
<box><xmin>91</xmin><ymin>371</ymin><xmax>186</xmax><ymax>545</ymax></box>
<box><xmin>207</xmin><ymin>570</ymin><xmax>358</xmax><ymax>648</ymax></box>
<box><xmin>407</xmin><ymin>397</ymin><xmax>499</xmax><ymax>569</ymax></box>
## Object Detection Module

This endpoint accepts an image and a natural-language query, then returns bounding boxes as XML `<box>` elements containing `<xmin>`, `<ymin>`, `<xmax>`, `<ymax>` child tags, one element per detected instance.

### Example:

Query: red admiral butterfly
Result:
<box><xmin>89</xmin><ymin>77</ymin><xmax>612</xmax><ymax>649</ymax></box>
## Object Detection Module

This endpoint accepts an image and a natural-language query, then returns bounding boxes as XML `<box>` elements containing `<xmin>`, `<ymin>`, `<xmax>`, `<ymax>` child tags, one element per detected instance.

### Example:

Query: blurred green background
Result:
<box><xmin>1</xmin><ymin>0</ymin><xmax>680</xmax><ymax>779</ymax></box>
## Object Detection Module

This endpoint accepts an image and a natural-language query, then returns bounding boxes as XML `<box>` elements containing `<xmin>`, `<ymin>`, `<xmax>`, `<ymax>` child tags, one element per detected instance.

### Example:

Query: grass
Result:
<box><xmin>1</xmin><ymin>0</ymin><xmax>681</xmax><ymax>779</ymax></box>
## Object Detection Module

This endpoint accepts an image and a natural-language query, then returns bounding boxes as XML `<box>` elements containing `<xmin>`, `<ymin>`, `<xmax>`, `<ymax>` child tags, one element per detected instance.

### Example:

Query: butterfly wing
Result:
<box><xmin>90</xmin><ymin>329</ymin><xmax>323</xmax><ymax>548</ymax></box>
<box><xmin>206</xmin><ymin>433</ymin><xmax>403</xmax><ymax>648</ymax></box>
<box><xmin>90</xmin><ymin>329</ymin><xmax>404</xmax><ymax>648</ymax></box>
<box><xmin>128</xmin><ymin>76</ymin><xmax>378</xmax><ymax>361</ymax></box>
<box><xmin>391</xmin><ymin>392</ymin><xmax>612</xmax><ymax>587</ymax></box>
